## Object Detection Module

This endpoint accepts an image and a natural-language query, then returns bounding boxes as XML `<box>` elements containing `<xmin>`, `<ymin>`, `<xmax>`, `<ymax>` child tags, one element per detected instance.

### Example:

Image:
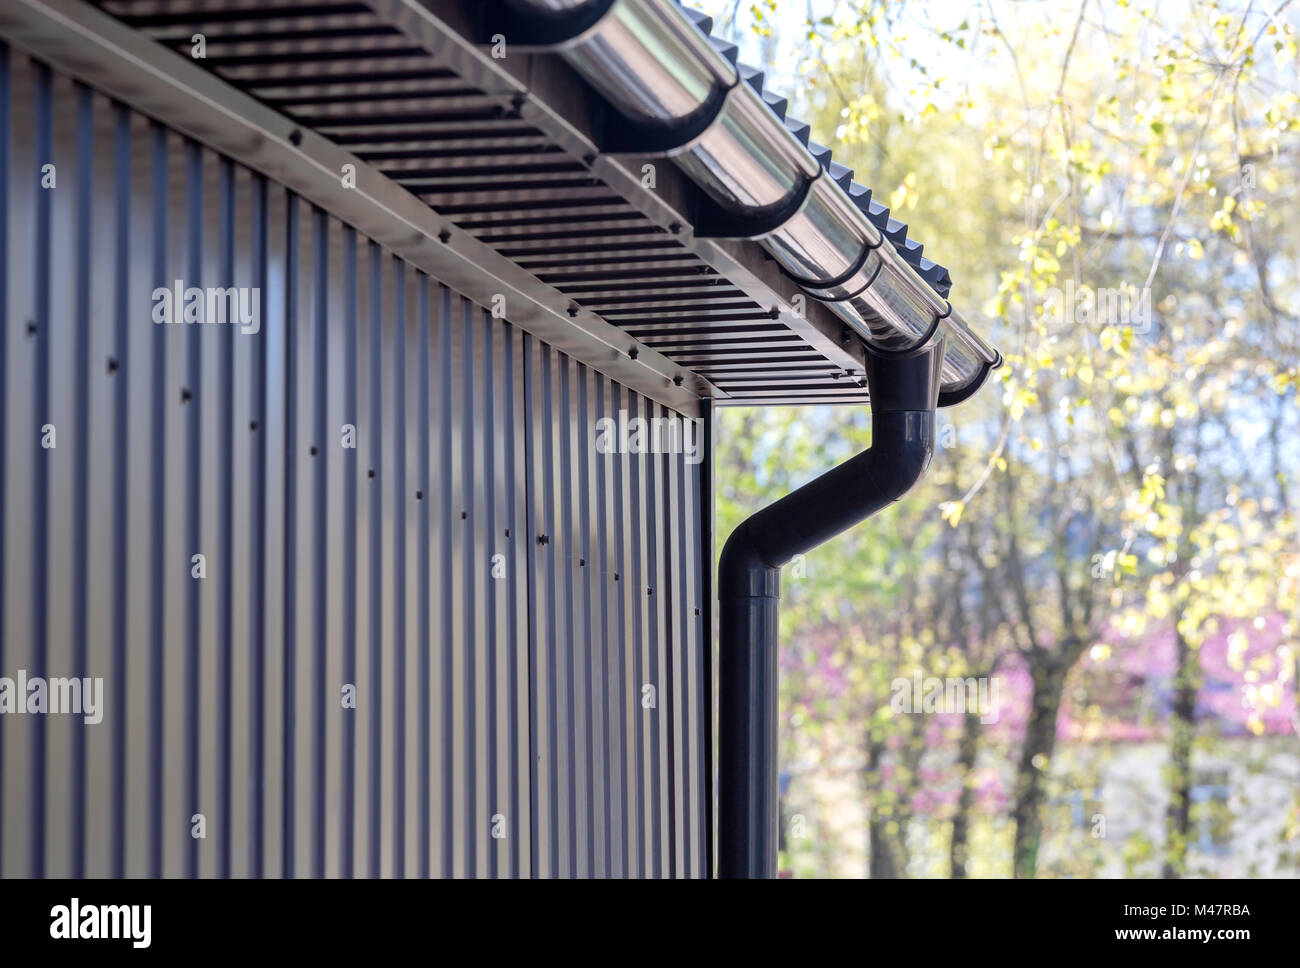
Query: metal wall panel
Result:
<box><xmin>0</xmin><ymin>50</ymin><xmax>709</xmax><ymax>878</ymax></box>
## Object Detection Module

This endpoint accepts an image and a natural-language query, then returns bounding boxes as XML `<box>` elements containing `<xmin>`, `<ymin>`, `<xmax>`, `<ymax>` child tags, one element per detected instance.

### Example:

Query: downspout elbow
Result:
<box><xmin>860</xmin><ymin>410</ymin><xmax>936</xmax><ymax>504</ymax></box>
<box><xmin>719</xmin><ymin>344</ymin><xmax>944</xmax><ymax>586</ymax></box>
<box><xmin>718</xmin><ymin>518</ymin><xmax>780</xmax><ymax>599</ymax></box>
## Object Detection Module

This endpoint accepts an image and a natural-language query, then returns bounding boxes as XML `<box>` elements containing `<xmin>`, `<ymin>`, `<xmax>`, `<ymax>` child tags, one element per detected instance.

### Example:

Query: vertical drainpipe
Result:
<box><xmin>716</xmin><ymin>340</ymin><xmax>945</xmax><ymax>878</ymax></box>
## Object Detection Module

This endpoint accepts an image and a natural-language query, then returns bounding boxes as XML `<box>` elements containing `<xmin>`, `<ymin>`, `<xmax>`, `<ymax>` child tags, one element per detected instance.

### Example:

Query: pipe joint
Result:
<box><xmin>717</xmin><ymin>520</ymin><xmax>781</xmax><ymax>599</ymax></box>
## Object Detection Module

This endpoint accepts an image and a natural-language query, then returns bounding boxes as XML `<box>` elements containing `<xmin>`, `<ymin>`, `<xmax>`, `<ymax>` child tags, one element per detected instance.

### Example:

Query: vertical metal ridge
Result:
<box><xmin>557</xmin><ymin>354</ymin><xmax>577</xmax><ymax>876</ymax></box>
<box><xmin>522</xmin><ymin>331</ymin><xmax>539</xmax><ymax>879</ymax></box>
<box><xmin>310</xmin><ymin>204</ymin><xmax>329</xmax><ymax>879</ymax></box>
<box><xmin>390</xmin><ymin>258</ymin><xmax>407</xmax><ymax>878</ymax></box>
<box><xmin>183</xmin><ymin>136</ymin><xmax>203</xmax><ymax>881</ymax></box>
<box><xmin>482</xmin><ymin>306</ymin><xmax>499</xmax><ymax>879</ymax></box>
<box><xmin>460</xmin><ymin>294</ymin><xmax>476</xmax><ymax>877</ymax></box>
<box><xmin>665</xmin><ymin>428</ymin><xmax>681</xmax><ymax>881</ymax></box>
<box><xmin>146</xmin><ymin>120</ymin><xmax>167</xmax><ymax>881</ymax></box>
<box><xmin>69</xmin><ymin>79</ymin><xmax>92</xmax><ymax>881</ymax></box>
<box><xmin>627</xmin><ymin>390</ymin><xmax>646</xmax><ymax>877</ymax></box>
<box><xmin>672</xmin><ymin>425</ymin><xmax>694</xmax><ymax>877</ymax></box>
<box><xmin>109</xmin><ymin>97</ymin><xmax>130</xmax><ymax>882</ymax></box>
<box><xmin>661</xmin><ymin>412</ymin><xmax>681</xmax><ymax>878</ymax></box>
<box><xmin>541</xmin><ymin>344</ymin><xmax>559</xmax><ymax>875</ymax></box>
<box><xmin>668</xmin><ymin>426</ymin><xmax>686</xmax><ymax>876</ymax></box>
<box><xmin>610</xmin><ymin>381</ymin><xmax>629</xmax><ymax>878</ymax></box>
<box><xmin>216</xmin><ymin>155</ymin><xmax>236</xmax><ymax>881</ymax></box>
<box><xmin>415</xmin><ymin>272</ymin><xmax>431</xmax><ymax>879</ymax></box>
<box><xmin>365</xmin><ymin>239</ymin><xmax>383</xmax><ymax>879</ymax></box>
<box><xmin>502</xmin><ymin>321</ymin><xmax>522</xmax><ymax>880</ymax></box>
<box><xmin>661</xmin><ymin>425</ymin><xmax>679</xmax><ymax>877</ymax></box>
<box><xmin>593</xmin><ymin>374</ymin><xmax>614</xmax><ymax>878</ymax></box>
<box><xmin>437</xmin><ymin>284</ymin><xmax>454</xmax><ymax>876</ymax></box>
<box><xmin>281</xmin><ymin>189</ymin><xmax>299</xmax><ymax>879</ymax></box>
<box><xmin>339</xmin><ymin>224</ymin><xmax>359</xmax><ymax>879</ymax></box>
<box><xmin>576</xmin><ymin>364</ymin><xmax>596</xmax><ymax>877</ymax></box>
<box><xmin>29</xmin><ymin>57</ymin><xmax>52</xmax><ymax>881</ymax></box>
<box><xmin>644</xmin><ymin>395</ymin><xmax>663</xmax><ymax>878</ymax></box>
<box><xmin>248</xmin><ymin>172</ymin><xmax>269</xmax><ymax>879</ymax></box>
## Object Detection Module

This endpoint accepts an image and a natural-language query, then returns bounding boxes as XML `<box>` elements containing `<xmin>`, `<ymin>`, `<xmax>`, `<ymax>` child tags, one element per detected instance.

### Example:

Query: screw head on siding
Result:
<box><xmin>614</xmin><ymin>572</ymin><xmax>620</xmax><ymax>581</ymax></box>
<box><xmin>25</xmin><ymin>320</ymin><xmax>36</xmax><ymax>337</ymax></box>
<box><xmin>579</xmin><ymin>558</ymin><xmax>585</xmax><ymax>567</ymax></box>
<box><xmin>249</xmin><ymin>421</ymin><xmax>259</xmax><ymax>431</ymax></box>
<box><xmin>106</xmin><ymin>357</ymin><xmax>119</xmax><ymax>374</ymax></box>
<box><xmin>504</xmin><ymin>529</ymin><xmax>510</xmax><ymax>538</ymax></box>
<box><xmin>438</xmin><ymin>228</ymin><xmax>451</xmax><ymax>244</ymax></box>
<box><xmin>288</xmin><ymin>128</ymin><xmax>303</xmax><ymax>146</ymax></box>
<box><xmin>628</xmin><ymin>347</ymin><xmax>639</xmax><ymax>361</ymax></box>
<box><xmin>461</xmin><ymin>510</ymin><xmax>467</xmax><ymax>520</ymax></box>
<box><xmin>669</xmin><ymin>222</ymin><xmax>682</xmax><ymax>234</ymax></box>
<box><xmin>537</xmin><ymin>534</ymin><xmax>549</xmax><ymax>545</ymax></box>
<box><xmin>309</xmin><ymin>445</ymin><xmax>318</xmax><ymax>456</ymax></box>
<box><xmin>567</xmin><ymin>304</ymin><xmax>579</xmax><ymax>318</ymax></box>
<box><xmin>415</xmin><ymin>490</ymin><xmax>423</xmax><ymax>500</ymax></box>
<box><xmin>368</xmin><ymin>469</ymin><xmax>375</xmax><ymax>479</ymax></box>
<box><xmin>180</xmin><ymin>387</ymin><xmax>192</xmax><ymax>403</ymax></box>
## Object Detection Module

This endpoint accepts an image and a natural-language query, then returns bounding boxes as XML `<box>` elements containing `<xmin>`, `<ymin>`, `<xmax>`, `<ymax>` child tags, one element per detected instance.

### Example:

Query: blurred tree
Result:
<box><xmin>703</xmin><ymin>0</ymin><xmax>1299</xmax><ymax>877</ymax></box>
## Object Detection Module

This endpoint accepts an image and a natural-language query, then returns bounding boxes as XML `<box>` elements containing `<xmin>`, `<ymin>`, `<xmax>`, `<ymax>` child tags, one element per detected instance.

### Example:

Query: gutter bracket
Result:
<box><xmin>778</xmin><ymin>232</ymin><xmax>884</xmax><ymax>298</ymax></box>
<box><xmin>693</xmin><ymin>174</ymin><xmax>815</xmax><ymax>240</ymax></box>
<box><xmin>593</xmin><ymin>76</ymin><xmax>737</xmax><ymax>155</ymax></box>
<box><xmin>473</xmin><ymin>0</ymin><xmax>617</xmax><ymax>49</ymax></box>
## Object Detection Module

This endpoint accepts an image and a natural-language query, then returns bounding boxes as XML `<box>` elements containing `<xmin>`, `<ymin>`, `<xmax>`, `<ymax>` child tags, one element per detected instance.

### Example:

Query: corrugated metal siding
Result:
<box><xmin>0</xmin><ymin>50</ymin><xmax>709</xmax><ymax>878</ymax></box>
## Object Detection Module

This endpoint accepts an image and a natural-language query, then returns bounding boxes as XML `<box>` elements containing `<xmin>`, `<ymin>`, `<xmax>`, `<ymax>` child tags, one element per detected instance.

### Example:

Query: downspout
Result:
<box><xmin>717</xmin><ymin>340</ymin><xmax>944</xmax><ymax>877</ymax></box>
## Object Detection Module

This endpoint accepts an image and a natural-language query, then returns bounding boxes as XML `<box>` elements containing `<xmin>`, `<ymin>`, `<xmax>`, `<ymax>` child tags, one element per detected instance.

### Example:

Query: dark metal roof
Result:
<box><xmin>75</xmin><ymin>0</ymin><xmax>984</xmax><ymax>407</ymax></box>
